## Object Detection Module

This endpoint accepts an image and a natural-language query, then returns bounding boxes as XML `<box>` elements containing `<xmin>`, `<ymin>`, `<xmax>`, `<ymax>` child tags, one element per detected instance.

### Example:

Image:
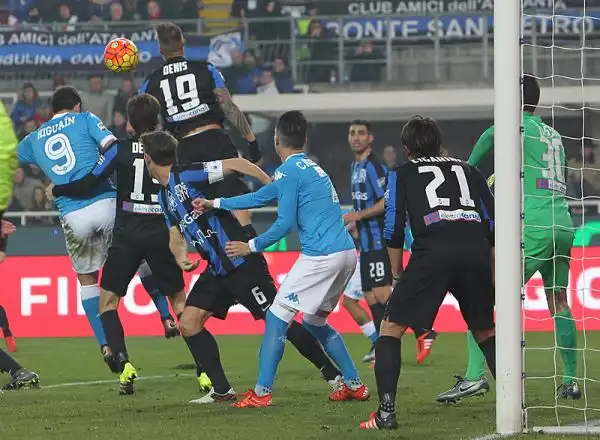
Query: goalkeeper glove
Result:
<box><xmin>248</xmin><ymin>139</ymin><xmax>262</xmax><ymax>163</ymax></box>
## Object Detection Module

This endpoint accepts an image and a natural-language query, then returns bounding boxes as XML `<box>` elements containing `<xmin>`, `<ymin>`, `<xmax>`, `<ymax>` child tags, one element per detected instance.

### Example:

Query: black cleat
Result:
<box><xmin>558</xmin><ymin>382</ymin><xmax>582</xmax><ymax>400</ymax></box>
<box><xmin>360</xmin><ymin>410</ymin><xmax>398</xmax><ymax>430</ymax></box>
<box><xmin>2</xmin><ymin>369</ymin><xmax>40</xmax><ymax>391</ymax></box>
<box><xmin>162</xmin><ymin>317</ymin><xmax>180</xmax><ymax>339</ymax></box>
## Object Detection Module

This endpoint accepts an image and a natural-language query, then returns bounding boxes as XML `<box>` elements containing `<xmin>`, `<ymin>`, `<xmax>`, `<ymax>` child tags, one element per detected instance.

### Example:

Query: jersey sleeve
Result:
<box><xmin>468</xmin><ymin>126</ymin><xmax>495</xmax><ymax>166</ymax></box>
<box><xmin>367</xmin><ymin>161</ymin><xmax>388</xmax><ymax>200</ymax></box>
<box><xmin>84</xmin><ymin>112</ymin><xmax>117</xmax><ymax>149</ymax></box>
<box><xmin>251</xmin><ymin>174</ymin><xmax>298</xmax><ymax>252</ymax></box>
<box><xmin>217</xmin><ymin>182</ymin><xmax>278</xmax><ymax>210</ymax></box>
<box><xmin>17</xmin><ymin>134</ymin><xmax>35</xmax><ymax>164</ymax></box>
<box><xmin>139</xmin><ymin>77</ymin><xmax>150</xmax><ymax>93</ymax></box>
<box><xmin>471</xmin><ymin>166</ymin><xmax>495</xmax><ymax>246</ymax></box>
<box><xmin>178</xmin><ymin>161</ymin><xmax>225</xmax><ymax>184</ymax></box>
<box><xmin>207</xmin><ymin>63</ymin><xmax>226</xmax><ymax>89</ymax></box>
<box><xmin>384</xmin><ymin>170</ymin><xmax>407</xmax><ymax>249</ymax></box>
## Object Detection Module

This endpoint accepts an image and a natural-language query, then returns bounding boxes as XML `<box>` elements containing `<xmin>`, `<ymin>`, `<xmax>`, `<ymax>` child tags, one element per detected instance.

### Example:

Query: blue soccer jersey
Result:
<box><xmin>350</xmin><ymin>152</ymin><xmax>388</xmax><ymax>252</ymax></box>
<box><xmin>217</xmin><ymin>152</ymin><xmax>355</xmax><ymax>256</ymax></box>
<box><xmin>18</xmin><ymin>112</ymin><xmax>116</xmax><ymax>216</ymax></box>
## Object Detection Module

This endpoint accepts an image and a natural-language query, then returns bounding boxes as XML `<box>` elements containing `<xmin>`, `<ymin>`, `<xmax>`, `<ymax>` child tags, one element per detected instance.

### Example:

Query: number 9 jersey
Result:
<box><xmin>140</xmin><ymin>57</ymin><xmax>226</xmax><ymax>139</ymax></box>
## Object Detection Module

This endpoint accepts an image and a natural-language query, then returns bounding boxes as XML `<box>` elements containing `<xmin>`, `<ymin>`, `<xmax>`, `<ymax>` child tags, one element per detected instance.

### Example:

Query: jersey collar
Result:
<box><xmin>284</xmin><ymin>152</ymin><xmax>305</xmax><ymax>162</ymax></box>
<box><xmin>51</xmin><ymin>112</ymin><xmax>69</xmax><ymax>120</ymax></box>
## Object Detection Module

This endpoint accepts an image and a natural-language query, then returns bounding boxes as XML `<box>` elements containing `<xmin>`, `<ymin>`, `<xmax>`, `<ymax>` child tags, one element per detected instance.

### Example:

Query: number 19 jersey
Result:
<box><xmin>17</xmin><ymin>112</ymin><xmax>116</xmax><ymax>216</ymax></box>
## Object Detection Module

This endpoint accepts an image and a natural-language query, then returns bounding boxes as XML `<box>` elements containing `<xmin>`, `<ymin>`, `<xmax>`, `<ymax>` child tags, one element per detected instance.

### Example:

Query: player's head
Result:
<box><xmin>142</xmin><ymin>131</ymin><xmax>178</xmax><ymax>181</ymax></box>
<box><xmin>274</xmin><ymin>111</ymin><xmax>307</xmax><ymax>158</ymax></box>
<box><xmin>156</xmin><ymin>22</ymin><xmax>185</xmax><ymax>59</ymax></box>
<box><xmin>127</xmin><ymin>93</ymin><xmax>160</xmax><ymax>135</ymax></box>
<box><xmin>523</xmin><ymin>74</ymin><xmax>540</xmax><ymax>113</ymax></box>
<box><xmin>50</xmin><ymin>86</ymin><xmax>82</xmax><ymax>114</ymax></box>
<box><xmin>401</xmin><ymin>115</ymin><xmax>443</xmax><ymax>158</ymax></box>
<box><xmin>348</xmin><ymin>120</ymin><xmax>373</xmax><ymax>155</ymax></box>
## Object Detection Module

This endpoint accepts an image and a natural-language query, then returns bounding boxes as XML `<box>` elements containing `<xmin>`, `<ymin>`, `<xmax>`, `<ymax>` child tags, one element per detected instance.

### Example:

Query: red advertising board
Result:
<box><xmin>1</xmin><ymin>249</ymin><xmax>600</xmax><ymax>337</ymax></box>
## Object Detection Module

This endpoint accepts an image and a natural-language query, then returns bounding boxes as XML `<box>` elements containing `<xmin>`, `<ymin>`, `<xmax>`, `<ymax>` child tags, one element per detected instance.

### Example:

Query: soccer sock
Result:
<box><xmin>80</xmin><ymin>285</ymin><xmax>107</xmax><ymax>347</ymax></box>
<box><xmin>255</xmin><ymin>310</ymin><xmax>288</xmax><ymax>395</ymax></box>
<box><xmin>242</xmin><ymin>224</ymin><xmax>258</xmax><ymax>239</ymax></box>
<box><xmin>375</xmin><ymin>335</ymin><xmax>401</xmax><ymax>416</ymax></box>
<box><xmin>286</xmin><ymin>320</ymin><xmax>341</xmax><ymax>381</ymax></box>
<box><xmin>554</xmin><ymin>308</ymin><xmax>578</xmax><ymax>383</ymax></box>
<box><xmin>100</xmin><ymin>310</ymin><xmax>127</xmax><ymax>358</ymax></box>
<box><xmin>302</xmin><ymin>321</ymin><xmax>361</xmax><ymax>389</ymax></box>
<box><xmin>360</xmin><ymin>321</ymin><xmax>378</xmax><ymax>343</ymax></box>
<box><xmin>477</xmin><ymin>336</ymin><xmax>496</xmax><ymax>380</ymax></box>
<box><xmin>0</xmin><ymin>305</ymin><xmax>12</xmax><ymax>337</ymax></box>
<box><xmin>369</xmin><ymin>302</ymin><xmax>385</xmax><ymax>333</ymax></box>
<box><xmin>0</xmin><ymin>348</ymin><xmax>22</xmax><ymax>376</ymax></box>
<box><xmin>139</xmin><ymin>272</ymin><xmax>171</xmax><ymax>320</ymax></box>
<box><xmin>465</xmin><ymin>330</ymin><xmax>487</xmax><ymax>380</ymax></box>
<box><xmin>183</xmin><ymin>329</ymin><xmax>231</xmax><ymax>394</ymax></box>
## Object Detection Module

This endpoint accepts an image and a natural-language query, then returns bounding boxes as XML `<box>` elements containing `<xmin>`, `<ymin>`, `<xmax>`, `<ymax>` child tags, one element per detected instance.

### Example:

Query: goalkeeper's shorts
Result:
<box><xmin>523</xmin><ymin>228</ymin><xmax>574</xmax><ymax>293</ymax></box>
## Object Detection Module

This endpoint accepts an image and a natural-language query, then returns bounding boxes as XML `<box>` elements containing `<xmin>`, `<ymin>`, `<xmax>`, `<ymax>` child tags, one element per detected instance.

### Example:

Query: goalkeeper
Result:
<box><xmin>436</xmin><ymin>75</ymin><xmax>580</xmax><ymax>403</ymax></box>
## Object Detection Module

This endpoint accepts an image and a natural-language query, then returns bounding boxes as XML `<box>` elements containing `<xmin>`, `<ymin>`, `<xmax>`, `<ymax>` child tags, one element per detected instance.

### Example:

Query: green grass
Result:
<box><xmin>2</xmin><ymin>333</ymin><xmax>600</xmax><ymax>440</ymax></box>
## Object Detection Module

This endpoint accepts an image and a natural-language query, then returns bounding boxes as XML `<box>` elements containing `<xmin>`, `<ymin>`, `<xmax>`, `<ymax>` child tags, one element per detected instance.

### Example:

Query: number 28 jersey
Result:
<box><xmin>140</xmin><ymin>56</ymin><xmax>226</xmax><ymax>138</ymax></box>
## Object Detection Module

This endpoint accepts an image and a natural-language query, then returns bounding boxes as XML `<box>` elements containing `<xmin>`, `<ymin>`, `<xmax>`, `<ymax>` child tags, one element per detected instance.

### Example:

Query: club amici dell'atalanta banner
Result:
<box><xmin>0</xmin><ymin>28</ymin><xmax>243</xmax><ymax>71</ymax></box>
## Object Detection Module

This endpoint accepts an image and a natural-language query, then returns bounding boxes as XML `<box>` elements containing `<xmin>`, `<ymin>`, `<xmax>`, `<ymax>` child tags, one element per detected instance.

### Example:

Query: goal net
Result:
<box><xmin>518</xmin><ymin>0</ymin><xmax>600</xmax><ymax>435</ymax></box>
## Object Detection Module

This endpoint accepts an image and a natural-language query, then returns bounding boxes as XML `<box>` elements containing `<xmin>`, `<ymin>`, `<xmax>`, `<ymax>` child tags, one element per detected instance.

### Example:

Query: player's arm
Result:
<box><xmin>344</xmin><ymin>199</ymin><xmax>385</xmax><ymax>224</ymax></box>
<box><xmin>213</xmin><ymin>183</ymin><xmax>278</xmax><ymax>210</ymax></box>
<box><xmin>168</xmin><ymin>226</ymin><xmax>199</xmax><ymax>272</ymax></box>
<box><xmin>345</xmin><ymin>162</ymin><xmax>387</xmax><ymax>223</ymax></box>
<box><xmin>472</xmin><ymin>166</ymin><xmax>495</xmax><ymax>246</ymax></box>
<box><xmin>468</xmin><ymin>125</ymin><xmax>495</xmax><ymax>166</ymax></box>
<box><xmin>85</xmin><ymin>112</ymin><xmax>117</xmax><ymax>150</ymax></box>
<box><xmin>222</xmin><ymin>158</ymin><xmax>271</xmax><ymax>185</ymax></box>
<box><xmin>383</xmin><ymin>170</ymin><xmax>407</xmax><ymax>281</ymax></box>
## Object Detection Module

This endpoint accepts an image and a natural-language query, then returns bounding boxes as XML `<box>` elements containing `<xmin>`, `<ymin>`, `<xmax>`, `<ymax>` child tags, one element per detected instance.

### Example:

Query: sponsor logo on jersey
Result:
<box><xmin>190</xmin><ymin>228</ymin><xmax>218</xmax><ymax>247</ymax></box>
<box><xmin>273</xmin><ymin>170</ymin><xmax>286</xmax><ymax>181</ymax></box>
<box><xmin>169</xmin><ymin>104</ymin><xmax>210</xmax><ymax>123</ymax></box>
<box><xmin>537</xmin><ymin>178</ymin><xmax>567</xmax><ymax>194</ymax></box>
<box><xmin>167</xmin><ymin>190</ymin><xmax>178</xmax><ymax>211</ymax></box>
<box><xmin>174</xmin><ymin>182</ymin><xmax>190</xmax><ymax>202</ymax></box>
<box><xmin>423</xmin><ymin>209</ymin><xmax>481</xmax><ymax>226</ymax></box>
<box><xmin>352</xmin><ymin>191</ymin><xmax>368</xmax><ymax>201</ymax></box>
<box><xmin>377</xmin><ymin>176</ymin><xmax>386</xmax><ymax>188</ymax></box>
<box><xmin>97</xmin><ymin>121</ymin><xmax>107</xmax><ymax>132</ymax></box>
<box><xmin>351</xmin><ymin>168</ymin><xmax>367</xmax><ymax>184</ymax></box>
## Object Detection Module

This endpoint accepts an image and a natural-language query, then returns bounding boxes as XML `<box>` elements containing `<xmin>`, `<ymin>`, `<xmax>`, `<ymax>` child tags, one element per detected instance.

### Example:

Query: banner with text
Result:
<box><xmin>0</xmin><ymin>29</ymin><xmax>243</xmax><ymax>71</ymax></box>
<box><xmin>1</xmin><ymin>248</ymin><xmax>600</xmax><ymax>338</ymax></box>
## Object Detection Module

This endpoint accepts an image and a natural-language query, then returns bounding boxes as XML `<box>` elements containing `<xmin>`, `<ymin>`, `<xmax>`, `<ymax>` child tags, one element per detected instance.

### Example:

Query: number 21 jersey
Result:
<box><xmin>140</xmin><ymin>57</ymin><xmax>226</xmax><ymax>138</ymax></box>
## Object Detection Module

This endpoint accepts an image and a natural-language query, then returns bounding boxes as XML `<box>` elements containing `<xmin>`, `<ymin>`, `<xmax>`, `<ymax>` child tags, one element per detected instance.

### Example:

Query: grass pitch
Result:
<box><xmin>1</xmin><ymin>333</ymin><xmax>599</xmax><ymax>440</ymax></box>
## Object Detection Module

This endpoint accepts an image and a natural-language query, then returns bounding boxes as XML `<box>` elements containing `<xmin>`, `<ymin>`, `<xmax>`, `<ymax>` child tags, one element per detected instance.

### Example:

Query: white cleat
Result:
<box><xmin>189</xmin><ymin>387</ymin><xmax>237</xmax><ymax>404</ymax></box>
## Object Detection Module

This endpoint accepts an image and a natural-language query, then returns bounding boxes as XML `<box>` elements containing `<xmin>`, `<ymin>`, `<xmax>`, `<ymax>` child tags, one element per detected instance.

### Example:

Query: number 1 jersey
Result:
<box><xmin>140</xmin><ymin>57</ymin><xmax>225</xmax><ymax>139</ymax></box>
<box><xmin>17</xmin><ymin>112</ymin><xmax>116</xmax><ymax>216</ymax></box>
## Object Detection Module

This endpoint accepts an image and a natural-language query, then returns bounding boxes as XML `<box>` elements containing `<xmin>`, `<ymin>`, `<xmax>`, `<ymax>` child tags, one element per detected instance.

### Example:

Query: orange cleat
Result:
<box><xmin>329</xmin><ymin>383</ymin><xmax>370</xmax><ymax>401</ymax></box>
<box><xmin>5</xmin><ymin>336</ymin><xmax>16</xmax><ymax>353</ymax></box>
<box><xmin>231</xmin><ymin>389</ymin><xmax>272</xmax><ymax>408</ymax></box>
<box><xmin>416</xmin><ymin>330</ymin><xmax>437</xmax><ymax>364</ymax></box>
<box><xmin>360</xmin><ymin>410</ymin><xmax>398</xmax><ymax>430</ymax></box>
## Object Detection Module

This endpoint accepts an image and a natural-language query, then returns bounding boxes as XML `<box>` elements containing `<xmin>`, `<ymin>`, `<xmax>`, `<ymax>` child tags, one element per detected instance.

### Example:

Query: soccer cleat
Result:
<box><xmin>558</xmin><ymin>382</ymin><xmax>582</xmax><ymax>400</ymax></box>
<box><xmin>101</xmin><ymin>345</ymin><xmax>121</xmax><ymax>374</ymax></box>
<box><xmin>435</xmin><ymin>375</ymin><xmax>489</xmax><ymax>403</ymax></box>
<box><xmin>231</xmin><ymin>389</ymin><xmax>272</xmax><ymax>408</ymax></box>
<box><xmin>361</xmin><ymin>343</ymin><xmax>376</xmax><ymax>363</ymax></box>
<box><xmin>5</xmin><ymin>336</ymin><xmax>16</xmax><ymax>352</ymax></box>
<box><xmin>189</xmin><ymin>387</ymin><xmax>237</xmax><ymax>404</ymax></box>
<box><xmin>359</xmin><ymin>410</ymin><xmax>398</xmax><ymax>430</ymax></box>
<box><xmin>329</xmin><ymin>383</ymin><xmax>370</xmax><ymax>402</ymax></box>
<box><xmin>162</xmin><ymin>317</ymin><xmax>180</xmax><ymax>339</ymax></box>
<box><xmin>197</xmin><ymin>372</ymin><xmax>212</xmax><ymax>392</ymax></box>
<box><xmin>328</xmin><ymin>375</ymin><xmax>344</xmax><ymax>393</ymax></box>
<box><xmin>118</xmin><ymin>362</ymin><xmax>137</xmax><ymax>395</ymax></box>
<box><xmin>416</xmin><ymin>329</ymin><xmax>437</xmax><ymax>364</ymax></box>
<box><xmin>1</xmin><ymin>369</ymin><xmax>40</xmax><ymax>391</ymax></box>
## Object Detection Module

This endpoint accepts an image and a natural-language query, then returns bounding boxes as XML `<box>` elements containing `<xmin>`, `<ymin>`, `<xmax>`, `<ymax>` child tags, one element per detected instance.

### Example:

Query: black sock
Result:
<box><xmin>375</xmin><ymin>335</ymin><xmax>401</xmax><ymax>414</ymax></box>
<box><xmin>100</xmin><ymin>310</ymin><xmax>128</xmax><ymax>362</ymax></box>
<box><xmin>477</xmin><ymin>336</ymin><xmax>496</xmax><ymax>379</ymax></box>
<box><xmin>242</xmin><ymin>224</ymin><xmax>258</xmax><ymax>239</ymax></box>
<box><xmin>184</xmin><ymin>329</ymin><xmax>231</xmax><ymax>394</ymax></box>
<box><xmin>196</xmin><ymin>362</ymin><xmax>205</xmax><ymax>377</ymax></box>
<box><xmin>286</xmin><ymin>321</ymin><xmax>341</xmax><ymax>381</ymax></box>
<box><xmin>0</xmin><ymin>348</ymin><xmax>22</xmax><ymax>376</ymax></box>
<box><xmin>412</xmin><ymin>327</ymin><xmax>425</xmax><ymax>339</ymax></box>
<box><xmin>369</xmin><ymin>302</ymin><xmax>385</xmax><ymax>333</ymax></box>
<box><xmin>0</xmin><ymin>305</ymin><xmax>12</xmax><ymax>337</ymax></box>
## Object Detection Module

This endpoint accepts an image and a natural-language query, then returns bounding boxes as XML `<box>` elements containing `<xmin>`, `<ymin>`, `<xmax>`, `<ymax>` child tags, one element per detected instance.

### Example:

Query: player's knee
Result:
<box><xmin>0</xmin><ymin>251</ymin><xmax>6</xmax><ymax>264</ymax></box>
<box><xmin>342</xmin><ymin>296</ymin><xmax>357</xmax><ymax>310</ymax></box>
<box><xmin>372</xmin><ymin>286</ymin><xmax>391</xmax><ymax>303</ymax></box>
<box><xmin>168</xmin><ymin>291</ymin><xmax>186</xmax><ymax>317</ymax></box>
<box><xmin>472</xmin><ymin>328</ymin><xmax>495</xmax><ymax>343</ymax></box>
<box><xmin>546</xmin><ymin>291</ymin><xmax>569</xmax><ymax>315</ymax></box>
<box><xmin>179</xmin><ymin>307</ymin><xmax>209</xmax><ymax>337</ymax></box>
<box><xmin>77</xmin><ymin>272</ymin><xmax>99</xmax><ymax>286</ymax></box>
<box><xmin>99</xmin><ymin>290</ymin><xmax>120</xmax><ymax>313</ymax></box>
<box><xmin>379</xmin><ymin>319</ymin><xmax>406</xmax><ymax>338</ymax></box>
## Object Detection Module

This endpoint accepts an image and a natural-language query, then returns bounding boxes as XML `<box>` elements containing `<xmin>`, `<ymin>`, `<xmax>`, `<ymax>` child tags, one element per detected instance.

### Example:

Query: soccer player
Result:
<box><xmin>436</xmin><ymin>75</ymin><xmax>580</xmax><ymax>403</ymax></box>
<box><xmin>0</xmin><ymin>303</ymin><xmax>16</xmax><ymax>353</ymax></box>
<box><xmin>143</xmin><ymin>130</ymin><xmax>345</xmax><ymax>404</ymax></box>
<box><xmin>343</xmin><ymin>120</ymin><xmax>436</xmax><ymax>364</ymax></box>
<box><xmin>360</xmin><ymin>116</ymin><xmax>496</xmax><ymax>430</ymax></box>
<box><xmin>195</xmin><ymin>111</ymin><xmax>369</xmax><ymax>407</ymax></box>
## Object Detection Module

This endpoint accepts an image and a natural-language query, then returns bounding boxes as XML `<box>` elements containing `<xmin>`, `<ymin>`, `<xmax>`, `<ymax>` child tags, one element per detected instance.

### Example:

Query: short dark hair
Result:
<box><xmin>141</xmin><ymin>131</ymin><xmax>178</xmax><ymax>166</ymax></box>
<box><xmin>523</xmin><ymin>74</ymin><xmax>540</xmax><ymax>113</ymax></box>
<box><xmin>127</xmin><ymin>94</ymin><xmax>160</xmax><ymax>135</ymax></box>
<box><xmin>156</xmin><ymin>22</ymin><xmax>184</xmax><ymax>53</ymax></box>
<box><xmin>400</xmin><ymin>115</ymin><xmax>443</xmax><ymax>158</ymax></box>
<box><xmin>350</xmin><ymin>119</ymin><xmax>372</xmax><ymax>133</ymax></box>
<box><xmin>276</xmin><ymin>111</ymin><xmax>307</xmax><ymax>149</ymax></box>
<box><xmin>50</xmin><ymin>86</ymin><xmax>82</xmax><ymax>113</ymax></box>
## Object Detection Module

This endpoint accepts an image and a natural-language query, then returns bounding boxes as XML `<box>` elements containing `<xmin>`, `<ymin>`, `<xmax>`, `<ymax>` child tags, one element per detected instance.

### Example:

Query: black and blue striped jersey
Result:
<box><xmin>350</xmin><ymin>152</ymin><xmax>388</xmax><ymax>252</ymax></box>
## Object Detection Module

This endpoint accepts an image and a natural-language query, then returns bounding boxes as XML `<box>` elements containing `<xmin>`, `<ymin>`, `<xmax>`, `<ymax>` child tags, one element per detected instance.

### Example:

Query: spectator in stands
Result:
<box><xmin>19</xmin><ymin>119</ymin><xmax>38</xmax><ymax>141</ymax></box>
<box><xmin>307</xmin><ymin>20</ymin><xmax>336</xmax><ymax>83</ymax></box>
<box><xmin>88</xmin><ymin>0</ymin><xmax>113</xmax><ymax>21</ymax></box>
<box><xmin>56</xmin><ymin>2</ymin><xmax>79</xmax><ymax>31</ymax></box>
<box><xmin>81</xmin><ymin>74</ymin><xmax>113</xmax><ymax>124</ymax></box>
<box><xmin>110</xmin><ymin>111</ymin><xmax>128</xmax><ymax>139</ymax></box>
<box><xmin>26</xmin><ymin>164</ymin><xmax>50</xmax><ymax>186</ymax></box>
<box><xmin>349</xmin><ymin>40</ymin><xmax>384</xmax><ymax>83</ymax></box>
<box><xmin>29</xmin><ymin>187</ymin><xmax>55</xmax><ymax>225</ymax></box>
<box><xmin>273</xmin><ymin>56</ymin><xmax>295</xmax><ymax>93</ymax></box>
<box><xmin>145</xmin><ymin>0</ymin><xmax>162</xmax><ymax>20</ymax></box>
<box><xmin>53</xmin><ymin>75</ymin><xmax>67</xmax><ymax>90</ymax></box>
<box><xmin>8</xmin><ymin>0</ymin><xmax>39</xmax><ymax>25</ymax></box>
<box><xmin>222</xmin><ymin>49</ymin><xmax>246</xmax><ymax>95</ymax></box>
<box><xmin>122</xmin><ymin>0</ymin><xmax>142</xmax><ymax>21</ymax></box>
<box><xmin>109</xmin><ymin>1</ymin><xmax>125</xmax><ymax>22</ymax></box>
<box><xmin>257</xmin><ymin>70</ymin><xmax>279</xmax><ymax>95</ymax></box>
<box><xmin>33</xmin><ymin>103</ymin><xmax>52</xmax><ymax>126</ymax></box>
<box><xmin>11</xmin><ymin>83</ymin><xmax>41</xmax><ymax>132</ymax></box>
<box><xmin>113</xmin><ymin>76</ymin><xmax>136</xmax><ymax>117</ymax></box>
<box><xmin>383</xmin><ymin>145</ymin><xmax>398</xmax><ymax>168</ymax></box>
<box><xmin>23</xmin><ymin>5</ymin><xmax>45</xmax><ymax>28</ymax></box>
<box><xmin>234</xmin><ymin>50</ymin><xmax>262</xmax><ymax>95</ymax></box>
<box><xmin>12</xmin><ymin>168</ymin><xmax>45</xmax><ymax>212</ymax></box>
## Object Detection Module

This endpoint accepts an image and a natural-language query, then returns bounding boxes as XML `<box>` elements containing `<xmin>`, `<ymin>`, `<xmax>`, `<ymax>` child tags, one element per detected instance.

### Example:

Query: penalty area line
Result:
<box><xmin>43</xmin><ymin>373</ymin><xmax>195</xmax><ymax>389</ymax></box>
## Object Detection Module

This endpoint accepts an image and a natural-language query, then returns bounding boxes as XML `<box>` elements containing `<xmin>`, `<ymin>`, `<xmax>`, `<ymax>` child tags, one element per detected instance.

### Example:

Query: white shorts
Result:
<box><xmin>277</xmin><ymin>249</ymin><xmax>357</xmax><ymax>315</ymax></box>
<box><xmin>343</xmin><ymin>260</ymin><xmax>363</xmax><ymax>300</ymax></box>
<box><xmin>60</xmin><ymin>198</ymin><xmax>115</xmax><ymax>274</ymax></box>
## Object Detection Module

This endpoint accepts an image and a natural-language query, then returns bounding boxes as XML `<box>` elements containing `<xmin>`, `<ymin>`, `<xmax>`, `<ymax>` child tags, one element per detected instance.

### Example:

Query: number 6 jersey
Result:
<box><xmin>140</xmin><ymin>57</ymin><xmax>226</xmax><ymax>139</ymax></box>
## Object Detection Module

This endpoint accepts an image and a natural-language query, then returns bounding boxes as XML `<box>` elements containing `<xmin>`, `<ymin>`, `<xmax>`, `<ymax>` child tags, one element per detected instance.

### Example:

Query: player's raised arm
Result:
<box><xmin>468</xmin><ymin>126</ymin><xmax>494</xmax><ymax>166</ymax></box>
<box><xmin>84</xmin><ymin>112</ymin><xmax>117</xmax><ymax>150</ymax></box>
<box><xmin>209</xmin><ymin>182</ymin><xmax>278</xmax><ymax>211</ymax></box>
<box><xmin>222</xmin><ymin>158</ymin><xmax>271</xmax><ymax>185</ymax></box>
<box><xmin>383</xmin><ymin>170</ymin><xmax>407</xmax><ymax>281</ymax></box>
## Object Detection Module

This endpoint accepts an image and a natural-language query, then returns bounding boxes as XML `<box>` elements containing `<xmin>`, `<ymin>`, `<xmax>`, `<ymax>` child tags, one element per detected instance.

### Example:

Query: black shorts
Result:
<box><xmin>186</xmin><ymin>254</ymin><xmax>276</xmax><ymax>320</ymax></box>
<box><xmin>384</xmin><ymin>245</ymin><xmax>494</xmax><ymax>331</ymax></box>
<box><xmin>100</xmin><ymin>216</ymin><xmax>185</xmax><ymax>297</ymax></box>
<box><xmin>360</xmin><ymin>249</ymin><xmax>392</xmax><ymax>291</ymax></box>
<box><xmin>177</xmin><ymin>129</ymin><xmax>249</xmax><ymax>199</ymax></box>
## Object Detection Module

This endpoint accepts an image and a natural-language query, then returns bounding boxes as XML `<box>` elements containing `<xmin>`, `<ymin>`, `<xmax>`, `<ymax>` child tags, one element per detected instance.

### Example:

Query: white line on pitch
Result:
<box><xmin>43</xmin><ymin>373</ymin><xmax>194</xmax><ymax>389</ymax></box>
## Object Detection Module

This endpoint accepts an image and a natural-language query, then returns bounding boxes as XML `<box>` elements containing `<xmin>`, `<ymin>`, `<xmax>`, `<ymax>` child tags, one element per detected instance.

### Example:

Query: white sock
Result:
<box><xmin>360</xmin><ymin>321</ymin><xmax>377</xmax><ymax>342</ymax></box>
